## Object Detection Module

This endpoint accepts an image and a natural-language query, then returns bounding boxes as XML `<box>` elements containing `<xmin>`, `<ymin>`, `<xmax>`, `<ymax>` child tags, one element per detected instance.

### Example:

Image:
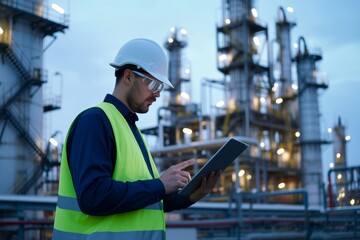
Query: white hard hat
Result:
<box><xmin>110</xmin><ymin>38</ymin><xmax>174</xmax><ymax>88</ymax></box>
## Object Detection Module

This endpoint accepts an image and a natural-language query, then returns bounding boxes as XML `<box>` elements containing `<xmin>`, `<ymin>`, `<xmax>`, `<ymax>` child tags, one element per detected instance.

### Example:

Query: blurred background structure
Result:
<box><xmin>0</xmin><ymin>0</ymin><xmax>359</xmax><ymax>239</ymax></box>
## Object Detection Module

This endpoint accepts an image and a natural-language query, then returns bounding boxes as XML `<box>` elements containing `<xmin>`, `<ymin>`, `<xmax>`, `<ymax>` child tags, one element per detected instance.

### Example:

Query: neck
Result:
<box><xmin>112</xmin><ymin>88</ymin><xmax>134</xmax><ymax>113</ymax></box>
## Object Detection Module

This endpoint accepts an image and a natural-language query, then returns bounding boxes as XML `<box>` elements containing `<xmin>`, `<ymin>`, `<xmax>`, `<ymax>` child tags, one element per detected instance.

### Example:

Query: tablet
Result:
<box><xmin>178</xmin><ymin>137</ymin><xmax>249</xmax><ymax>196</ymax></box>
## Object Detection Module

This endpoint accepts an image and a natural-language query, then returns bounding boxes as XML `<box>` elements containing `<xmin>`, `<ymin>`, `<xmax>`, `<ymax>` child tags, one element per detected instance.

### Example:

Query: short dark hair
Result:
<box><xmin>114</xmin><ymin>64</ymin><xmax>148</xmax><ymax>85</ymax></box>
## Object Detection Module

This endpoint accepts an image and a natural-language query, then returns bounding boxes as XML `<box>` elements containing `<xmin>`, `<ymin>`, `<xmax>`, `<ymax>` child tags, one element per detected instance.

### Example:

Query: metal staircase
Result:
<box><xmin>5</xmin><ymin>109</ymin><xmax>45</xmax><ymax>160</ymax></box>
<box><xmin>2</xmin><ymin>46</ymin><xmax>46</xmax><ymax>109</ymax></box>
<box><xmin>0</xmin><ymin>0</ymin><xmax>68</xmax><ymax>195</ymax></box>
<box><xmin>0</xmin><ymin>45</ymin><xmax>48</xmax><ymax>194</ymax></box>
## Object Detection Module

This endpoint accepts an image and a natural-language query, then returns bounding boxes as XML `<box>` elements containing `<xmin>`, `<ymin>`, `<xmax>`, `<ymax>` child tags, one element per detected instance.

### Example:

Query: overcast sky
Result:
<box><xmin>44</xmin><ymin>0</ymin><xmax>360</xmax><ymax>177</ymax></box>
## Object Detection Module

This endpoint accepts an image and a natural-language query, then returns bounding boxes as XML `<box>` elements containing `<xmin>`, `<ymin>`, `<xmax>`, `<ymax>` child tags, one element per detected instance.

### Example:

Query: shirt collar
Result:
<box><xmin>104</xmin><ymin>94</ymin><xmax>139</xmax><ymax>124</ymax></box>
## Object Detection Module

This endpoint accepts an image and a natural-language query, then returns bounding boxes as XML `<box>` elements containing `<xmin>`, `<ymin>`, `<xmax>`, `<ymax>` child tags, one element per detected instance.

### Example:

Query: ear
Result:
<box><xmin>123</xmin><ymin>69</ymin><xmax>134</xmax><ymax>86</ymax></box>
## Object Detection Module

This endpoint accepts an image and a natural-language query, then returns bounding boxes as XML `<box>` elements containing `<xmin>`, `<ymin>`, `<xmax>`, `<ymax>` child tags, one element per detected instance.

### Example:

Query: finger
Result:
<box><xmin>178</xmin><ymin>170</ymin><xmax>192</xmax><ymax>182</ymax></box>
<box><xmin>214</xmin><ymin>171</ymin><xmax>221</xmax><ymax>181</ymax></box>
<box><xmin>178</xmin><ymin>175</ymin><xmax>191</xmax><ymax>186</ymax></box>
<box><xmin>174</xmin><ymin>159</ymin><xmax>195</xmax><ymax>170</ymax></box>
<box><xmin>207</xmin><ymin>171</ymin><xmax>220</xmax><ymax>181</ymax></box>
<box><xmin>205</xmin><ymin>172</ymin><xmax>218</xmax><ymax>190</ymax></box>
<box><xmin>183</xmin><ymin>171</ymin><xmax>192</xmax><ymax>182</ymax></box>
<box><xmin>201</xmin><ymin>177</ymin><xmax>209</xmax><ymax>192</ymax></box>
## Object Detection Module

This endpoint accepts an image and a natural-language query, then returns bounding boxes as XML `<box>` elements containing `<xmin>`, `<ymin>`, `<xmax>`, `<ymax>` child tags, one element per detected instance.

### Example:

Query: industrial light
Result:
<box><xmin>278</xmin><ymin>182</ymin><xmax>285</xmax><ymax>189</ymax></box>
<box><xmin>238</xmin><ymin>169</ymin><xmax>245</xmax><ymax>177</ymax></box>
<box><xmin>184</xmin><ymin>68</ymin><xmax>191</xmax><ymax>74</ymax></box>
<box><xmin>339</xmin><ymin>192</ymin><xmax>345</xmax><ymax>198</ymax></box>
<box><xmin>246</xmin><ymin>175</ymin><xmax>252</xmax><ymax>180</ymax></box>
<box><xmin>182</xmin><ymin>128</ymin><xmax>192</xmax><ymax>135</ymax></box>
<box><xmin>337</xmin><ymin>174</ymin><xmax>342</xmax><ymax>180</ymax></box>
<box><xmin>225</xmin><ymin>18</ymin><xmax>231</xmax><ymax>25</ymax></box>
<box><xmin>228</xmin><ymin>98</ymin><xmax>236</xmax><ymax>112</ymax></box>
<box><xmin>180</xmin><ymin>28</ymin><xmax>188</xmax><ymax>36</ymax></box>
<box><xmin>0</xmin><ymin>27</ymin><xmax>3</xmax><ymax>35</ymax></box>
<box><xmin>180</xmin><ymin>92</ymin><xmax>190</xmax><ymax>101</ymax></box>
<box><xmin>260</xmin><ymin>97</ymin><xmax>265</xmax><ymax>103</ymax></box>
<box><xmin>253</xmin><ymin>36</ymin><xmax>260</xmax><ymax>46</ymax></box>
<box><xmin>170</xmin><ymin>26</ymin><xmax>176</xmax><ymax>32</ymax></box>
<box><xmin>282</xmin><ymin>151</ymin><xmax>290</xmax><ymax>162</ymax></box>
<box><xmin>168</xmin><ymin>37</ymin><xmax>174</xmax><ymax>43</ymax></box>
<box><xmin>329</xmin><ymin>163</ymin><xmax>334</xmax><ymax>168</ymax></box>
<box><xmin>219</xmin><ymin>53</ymin><xmax>227</xmax><ymax>62</ymax></box>
<box><xmin>251</xmin><ymin>8</ymin><xmax>258</xmax><ymax>18</ymax></box>
<box><xmin>295</xmin><ymin>131</ymin><xmax>300</xmax><ymax>138</ymax></box>
<box><xmin>350</xmin><ymin>199</ymin><xmax>355</xmax><ymax>206</ymax></box>
<box><xmin>336</xmin><ymin>153</ymin><xmax>341</xmax><ymax>159</ymax></box>
<box><xmin>293</xmin><ymin>42</ymin><xmax>298</xmax><ymax>49</ymax></box>
<box><xmin>327</xmin><ymin>128</ymin><xmax>332</xmax><ymax>133</ymax></box>
<box><xmin>49</xmin><ymin>137</ymin><xmax>59</xmax><ymax>147</ymax></box>
<box><xmin>275</xmin><ymin>98</ymin><xmax>283</xmax><ymax>104</ymax></box>
<box><xmin>291</xmin><ymin>83</ymin><xmax>298</xmax><ymax>90</ymax></box>
<box><xmin>277</xmin><ymin>148</ymin><xmax>284</xmax><ymax>155</ymax></box>
<box><xmin>286</xmin><ymin>7</ymin><xmax>294</xmax><ymax>13</ymax></box>
<box><xmin>51</xmin><ymin>3</ymin><xmax>65</xmax><ymax>14</ymax></box>
<box><xmin>216</xmin><ymin>100</ymin><xmax>225</xmax><ymax>108</ymax></box>
<box><xmin>260</xmin><ymin>142</ymin><xmax>265</xmax><ymax>148</ymax></box>
<box><xmin>232</xmin><ymin>173</ymin><xmax>236</xmax><ymax>182</ymax></box>
<box><xmin>345</xmin><ymin>135</ymin><xmax>351</xmax><ymax>141</ymax></box>
<box><xmin>272</xmin><ymin>83</ymin><xmax>278</xmax><ymax>92</ymax></box>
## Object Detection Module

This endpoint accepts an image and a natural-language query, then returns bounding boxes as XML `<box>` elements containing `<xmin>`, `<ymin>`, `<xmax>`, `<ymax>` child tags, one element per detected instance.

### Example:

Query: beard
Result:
<box><xmin>126</xmin><ymin>84</ymin><xmax>156</xmax><ymax>113</ymax></box>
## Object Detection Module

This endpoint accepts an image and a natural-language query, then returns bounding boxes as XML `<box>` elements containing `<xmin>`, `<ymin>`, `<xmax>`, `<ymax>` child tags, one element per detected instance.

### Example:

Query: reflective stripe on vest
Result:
<box><xmin>53</xmin><ymin>102</ymin><xmax>165</xmax><ymax>240</ymax></box>
<box><xmin>57</xmin><ymin>195</ymin><xmax>163</xmax><ymax>212</ymax></box>
<box><xmin>53</xmin><ymin>229</ymin><xmax>165</xmax><ymax>240</ymax></box>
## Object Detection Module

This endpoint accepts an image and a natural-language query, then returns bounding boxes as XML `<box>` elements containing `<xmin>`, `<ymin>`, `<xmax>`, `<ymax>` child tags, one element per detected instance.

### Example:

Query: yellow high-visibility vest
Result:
<box><xmin>53</xmin><ymin>102</ymin><xmax>165</xmax><ymax>240</ymax></box>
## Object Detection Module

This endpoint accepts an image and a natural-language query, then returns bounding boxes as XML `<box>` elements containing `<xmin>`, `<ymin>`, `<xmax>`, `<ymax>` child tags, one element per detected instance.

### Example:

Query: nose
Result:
<box><xmin>153</xmin><ymin>91</ymin><xmax>161</xmax><ymax>98</ymax></box>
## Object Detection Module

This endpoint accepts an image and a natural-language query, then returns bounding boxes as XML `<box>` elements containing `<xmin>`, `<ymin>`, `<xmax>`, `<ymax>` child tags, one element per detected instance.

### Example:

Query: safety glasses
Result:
<box><xmin>132</xmin><ymin>70</ymin><xmax>164</xmax><ymax>93</ymax></box>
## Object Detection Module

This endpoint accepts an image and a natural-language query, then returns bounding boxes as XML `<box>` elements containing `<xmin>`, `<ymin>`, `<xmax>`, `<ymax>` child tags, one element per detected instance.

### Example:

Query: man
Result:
<box><xmin>53</xmin><ymin>38</ymin><xmax>220</xmax><ymax>240</ymax></box>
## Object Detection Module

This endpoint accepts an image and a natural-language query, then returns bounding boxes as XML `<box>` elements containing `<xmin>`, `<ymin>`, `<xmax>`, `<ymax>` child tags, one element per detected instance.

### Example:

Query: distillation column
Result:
<box><xmin>217</xmin><ymin>0</ymin><xmax>267</xmax><ymax>137</ymax></box>
<box><xmin>332</xmin><ymin>117</ymin><xmax>348</xmax><ymax>192</ymax></box>
<box><xmin>333</xmin><ymin>117</ymin><xmax>348</xmax><ymax>169</ymax></box>
<box><xmin>295</xmin><ymin>37</ymin><xmax>328</xmax><ymax>206</ymax></box>
<box><xmin>215</xmin><ymin>0</ymin><xmax>269</xmax><ymax>193</ymax></box>
<box><xmin>157</xmin><ymin>27</ymin><xmax>190</xmax><ymax>146</ymax></box>
<box><xmin>228</xmin><ymin>0</ymin><xmax>250</xmax><ymax>136</ymax></box>
<box><xmin>275</xmin><ymin>7</ymin><xmax>299</xmax><ymax>166</ymax></box>
<box><xmin>276</xmin><ymin>7</ymin><xmax>296</xmax><ymax>99</ymax></box>
<box><xmin>164</xmin><ymin>27</ymin><xmax>188</xmax><ymax>106</ymax></box>
<box><xmin>0</xmin><ymin>0</ymin><xmax>68</xmax><ymax>194</ymax></box>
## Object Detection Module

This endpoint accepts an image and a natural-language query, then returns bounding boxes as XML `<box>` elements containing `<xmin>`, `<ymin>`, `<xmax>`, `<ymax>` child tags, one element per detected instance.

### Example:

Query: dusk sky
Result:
<box><xmin>44</xmin><ymin>0</ymin><xmax>360</xmax><ymax>179</ymax></box>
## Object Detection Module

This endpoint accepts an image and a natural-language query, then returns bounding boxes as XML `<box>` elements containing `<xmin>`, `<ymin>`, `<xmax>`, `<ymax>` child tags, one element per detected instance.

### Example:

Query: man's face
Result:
<box><xmin>126</xmin><ymin>72</ymin><xmax>160</xmax><ymax>113</ymax></box>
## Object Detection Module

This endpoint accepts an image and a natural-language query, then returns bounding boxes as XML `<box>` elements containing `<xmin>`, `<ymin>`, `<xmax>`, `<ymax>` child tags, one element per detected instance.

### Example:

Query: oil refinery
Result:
<box><xmin>0</xmin><ymin>0</ymin><xmax>359</xmax><ymax>239</ymax></box>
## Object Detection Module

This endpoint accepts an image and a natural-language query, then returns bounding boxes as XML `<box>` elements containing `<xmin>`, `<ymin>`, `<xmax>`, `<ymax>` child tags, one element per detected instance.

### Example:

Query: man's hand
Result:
<box><xmin>189</xmin><ymin>171</ymin><xmax>221</xmax><ymax>203</ymax></box>
<box><xmin>159</xmin><ymin>159</ymin><xmax>195</xmax><ymax>194</ymax></box>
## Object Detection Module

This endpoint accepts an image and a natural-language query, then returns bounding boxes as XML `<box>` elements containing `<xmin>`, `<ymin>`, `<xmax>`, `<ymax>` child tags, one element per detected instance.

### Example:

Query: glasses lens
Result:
<box><xmin>148</xmin><ymin>80</ymin><xmax>163</xmax><ymax>93</ymax></box>
<box><xmin>133</xmin><ymin>71</ymin><xmax>163</xmax><ymax>93</ymax></box>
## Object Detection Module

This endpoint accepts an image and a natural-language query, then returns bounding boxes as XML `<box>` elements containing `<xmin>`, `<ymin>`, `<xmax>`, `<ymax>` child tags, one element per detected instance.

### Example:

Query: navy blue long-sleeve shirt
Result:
<box><xmin>66</xmin><ymin>94</ymin><xmax>192</xmax><ymax>215</ymax></box>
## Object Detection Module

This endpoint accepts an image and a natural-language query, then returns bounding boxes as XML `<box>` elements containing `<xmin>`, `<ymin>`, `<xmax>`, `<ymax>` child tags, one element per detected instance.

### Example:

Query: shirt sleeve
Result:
<box><xmin>67</xmin><ymin>108</ymin><xmax>166</xmax><ymax>216</ymax></box>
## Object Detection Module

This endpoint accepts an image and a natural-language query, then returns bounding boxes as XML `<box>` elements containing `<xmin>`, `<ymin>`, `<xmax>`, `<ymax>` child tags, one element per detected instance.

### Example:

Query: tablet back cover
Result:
<box><xmin>179</xmin><ymin>138</ymin><xmax>249</xmax><ymax>196</ymax></box>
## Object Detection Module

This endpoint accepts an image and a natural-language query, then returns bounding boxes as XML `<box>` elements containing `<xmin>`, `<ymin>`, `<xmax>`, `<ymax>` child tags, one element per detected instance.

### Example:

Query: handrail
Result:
<box><xmin>1</xmin><ymin>45</ymin><xmax>47</xmax><ymax>108</ymax></box>
<box><xmin>235</xmin><ymin>189</ymin><xmax>310</xmax><ymax>239</ymax></box>
<box><xmin>5</xmin><ymin>108</ymin><xmax>44</xmax><ymax>157</ymax></box>
<box><xmin>0</xmin><ymin>0</ymin><xmax>69</xmax><ymax>26</ymax></box>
